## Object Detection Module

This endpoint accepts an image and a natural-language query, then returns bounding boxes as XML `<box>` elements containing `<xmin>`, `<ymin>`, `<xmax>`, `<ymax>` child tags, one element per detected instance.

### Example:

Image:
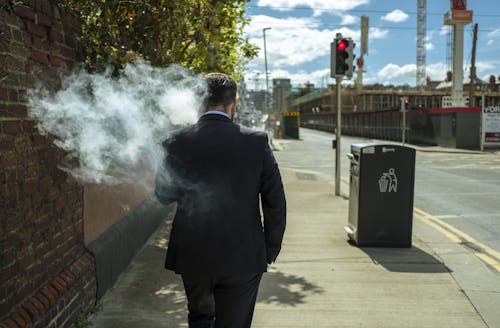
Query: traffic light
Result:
<box><xmin>330</xmin><ymin>38</ymin><xmax>355</xmax><ymax>78</ymax></box>
<box><xmin>345</xmin><ymin>39</ymin><xmax>355</xmax><ymax>78</ymax></box>
<box><xmin>401</xmin><ymin>97</ymin><xmax>409</xmax><ymax>110</ymax></box>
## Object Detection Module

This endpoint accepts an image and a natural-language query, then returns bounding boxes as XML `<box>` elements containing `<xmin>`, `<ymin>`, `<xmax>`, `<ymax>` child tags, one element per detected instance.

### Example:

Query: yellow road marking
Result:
<box><xmin>413</xmin><ymin>211</ymin><xmax>461</xmax><ymax>243</ymax></box>
<box><xmin>414</xmin><ymin>207</ymin><xmax>500</xmax><ymax>272</ymax></box>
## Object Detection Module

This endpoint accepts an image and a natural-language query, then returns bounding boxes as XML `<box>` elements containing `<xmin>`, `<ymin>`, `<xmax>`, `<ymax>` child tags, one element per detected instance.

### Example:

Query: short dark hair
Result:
<box><xmin>205</xmin><ymin>73</ymin><xmax>237</xmax><ymax>109</ymax></box>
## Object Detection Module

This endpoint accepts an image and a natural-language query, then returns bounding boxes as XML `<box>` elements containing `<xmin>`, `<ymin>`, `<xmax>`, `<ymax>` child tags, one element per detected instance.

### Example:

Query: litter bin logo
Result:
<box><xmin>379</xmin><ymin>168</ymin><xmax>398</xmax><ymax>192</ymax></box>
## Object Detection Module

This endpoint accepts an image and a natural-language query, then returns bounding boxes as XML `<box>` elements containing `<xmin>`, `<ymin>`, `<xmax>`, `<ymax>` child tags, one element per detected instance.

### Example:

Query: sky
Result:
<box><xmin>243</xmin><ymin>0</ymin><xmax>500</xmax><ymax>90</ymax></box>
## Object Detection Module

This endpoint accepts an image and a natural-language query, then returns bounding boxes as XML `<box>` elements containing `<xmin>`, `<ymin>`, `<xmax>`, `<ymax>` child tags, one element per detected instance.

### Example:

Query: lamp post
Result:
<box><xmin>263</xmin><ymin>27</ymin><xmax>271</xmax><ymax>114</ymax></box>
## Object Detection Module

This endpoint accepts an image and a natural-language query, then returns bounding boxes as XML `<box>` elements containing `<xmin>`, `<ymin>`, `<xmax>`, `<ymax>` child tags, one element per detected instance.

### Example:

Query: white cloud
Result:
<box><xmin>426</xmin><ymin>42</ymin><xmax>434</xmax><ymax>51</ymax></box>
<box><xmin>476</xmin><ymin>61</ymin><xmax>499</xmax><ymax>75</ymax></box>
<box><xmin>340</xmin><ymin>14</ymin><xmax>358</xmax><ymax>25</ymax></box>
<box><xmin>381</xmin><ymin>9</ymin><xmax>409</xmax><ymax>23</ymax></box>
<box><xmin>246</xmin><ymin>15</ymin><xmax>388</xmax><ymax>68</ymax></box>
<box><xmin>377</xmin><ymin>63</ymin><xmax>415</xmax><ymax>80</ymax></box>
<box><xmin>426</xmin><ymin>62</ymin><xmax>448</xmax><ymax>81</ymax></box>
<box><xmin>487</xmin><ymin>28</ymin><xmax>500</xmax><ymax>46</ymax></box>
<box><xmin>271</xmin><ymin>68</ymin><xmax>333</xmax><ymax>86</ymax></box>
<box><xmin>375</xmin><ymin>62</ymin><xmax>448</xmax><ymax>83</ymax></box>
<box><xmin>370</xmin><ymin>27</ymin><xmax>389</xmax><ymax>39</ymax></box>
<box><xmin>439</xmin><ymin>26</ymin><xmax>451</xmax><ymax>36</ymax></box>
<box><xmin>256</xmin><ymin>0</ymin><xmax>370</xmax><ymax>13</ymax></box>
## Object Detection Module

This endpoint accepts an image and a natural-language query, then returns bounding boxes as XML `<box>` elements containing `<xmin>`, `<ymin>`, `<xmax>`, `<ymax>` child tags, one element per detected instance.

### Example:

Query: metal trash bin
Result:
<box><xmin>345</xmin><ymin>143</ymin><xmax>416</xmax><ymax>247</ymax></box>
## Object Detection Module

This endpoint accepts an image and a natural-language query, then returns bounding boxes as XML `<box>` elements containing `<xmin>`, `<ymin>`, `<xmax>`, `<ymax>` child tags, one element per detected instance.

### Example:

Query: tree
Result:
<box><xmin>59</xmin><ymin>0</ymin><xmax>258</xmax><ymax>79</ymax></box>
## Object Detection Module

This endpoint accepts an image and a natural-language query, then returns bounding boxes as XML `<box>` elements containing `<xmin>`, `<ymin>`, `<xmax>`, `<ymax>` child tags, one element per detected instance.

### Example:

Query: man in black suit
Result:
<box><xmin>155</xmin><ymin>73</ymin><xmax>286</xmax><ymax>328</ymax></box>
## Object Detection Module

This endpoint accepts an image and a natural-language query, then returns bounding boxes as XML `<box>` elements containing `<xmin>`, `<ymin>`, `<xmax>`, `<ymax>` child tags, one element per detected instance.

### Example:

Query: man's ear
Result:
<box><xmin>230</xmin><ymin>101</ymin><xmax>237</xmax><ymax>116</ymax></box>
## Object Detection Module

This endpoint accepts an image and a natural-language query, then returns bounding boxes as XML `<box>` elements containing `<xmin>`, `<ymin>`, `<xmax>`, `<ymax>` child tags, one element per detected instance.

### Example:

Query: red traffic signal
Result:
<box><xmin>337</xmin><ymin>39</ymin><xmax>348</xmax><ymax>51</ymax></box>
<box><xmin>402</xmin><ymin>98</ymin><xmax>409</xmax><ymax>110</ymax></box>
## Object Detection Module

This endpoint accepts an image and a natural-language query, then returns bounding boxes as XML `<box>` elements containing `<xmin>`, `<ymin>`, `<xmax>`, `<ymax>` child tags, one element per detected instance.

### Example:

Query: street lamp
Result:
<box><xmin>263</xmin><ymin>27</ymin><xmax>271</xmax><ymax>113</ymax></box>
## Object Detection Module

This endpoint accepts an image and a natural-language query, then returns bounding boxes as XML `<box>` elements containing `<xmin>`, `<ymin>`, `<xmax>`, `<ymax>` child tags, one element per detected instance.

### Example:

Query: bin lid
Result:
<box><xmin>351</xmin><ymin>142</ymin><xmax>413</xmax><ymax>155</ymax></box>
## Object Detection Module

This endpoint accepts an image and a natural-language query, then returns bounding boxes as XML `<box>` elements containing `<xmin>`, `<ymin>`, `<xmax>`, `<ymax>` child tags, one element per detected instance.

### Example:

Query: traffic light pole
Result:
<box><xmin>335</xmin><ymin>76</ymin><xmax>342</xmax><ymax>196</ymax></box>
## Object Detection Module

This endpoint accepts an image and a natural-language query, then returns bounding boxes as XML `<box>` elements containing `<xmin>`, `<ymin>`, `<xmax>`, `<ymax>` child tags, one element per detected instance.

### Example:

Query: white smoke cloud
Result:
<box><xmin>28</xmin><ymin>61</ymin><xmax>206</xmax><ymax>185</ymax></box>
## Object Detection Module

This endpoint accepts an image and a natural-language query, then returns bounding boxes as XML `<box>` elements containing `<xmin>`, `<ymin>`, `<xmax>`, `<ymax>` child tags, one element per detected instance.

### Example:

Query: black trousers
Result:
<box><xmin>181</xmin><ymin>273</ymin><xmax>263</xmax><ymax>328</ymax></box>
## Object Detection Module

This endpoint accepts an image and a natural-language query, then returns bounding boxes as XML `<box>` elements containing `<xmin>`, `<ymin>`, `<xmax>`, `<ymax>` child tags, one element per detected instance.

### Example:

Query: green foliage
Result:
<box><xmin>59</xmin><ymin>0</ymin><xmax>258</xmax><ymax>79</ymax></box>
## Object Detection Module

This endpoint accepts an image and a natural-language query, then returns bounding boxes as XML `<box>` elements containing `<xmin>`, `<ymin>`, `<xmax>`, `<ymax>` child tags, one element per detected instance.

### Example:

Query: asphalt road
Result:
<box><xmin>275</xmin><ymin>128</ymin><xmax>500</xmax><ymax>269</ymax></box>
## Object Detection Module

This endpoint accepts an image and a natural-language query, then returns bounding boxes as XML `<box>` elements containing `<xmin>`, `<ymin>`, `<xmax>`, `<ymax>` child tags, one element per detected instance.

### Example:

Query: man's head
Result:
<box><xmin>204</xmin><ymin>73</ymin><xmax>237</xmax><ymax>116</ymax></box>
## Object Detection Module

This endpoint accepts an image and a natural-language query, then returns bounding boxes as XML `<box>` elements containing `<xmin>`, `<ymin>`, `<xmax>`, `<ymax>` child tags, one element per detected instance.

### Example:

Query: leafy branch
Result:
<box><xmin>58</xmin><ymin>0</ymin><xmax>258</xmax><ymax>79</ymax></box>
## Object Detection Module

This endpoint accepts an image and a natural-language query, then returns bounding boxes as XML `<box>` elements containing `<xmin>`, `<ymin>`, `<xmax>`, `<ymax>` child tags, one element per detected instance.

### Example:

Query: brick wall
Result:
<box><xmin>0</xmin><ymin>1</ymin><xmax>96</xmax><ymax>327</ymax></box>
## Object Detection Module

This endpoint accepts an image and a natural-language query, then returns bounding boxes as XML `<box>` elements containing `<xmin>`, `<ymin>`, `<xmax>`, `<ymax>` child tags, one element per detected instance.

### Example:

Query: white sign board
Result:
<box><xmin>483</xmin><ymin>106</ymin><xmax>500</xmax><ymax>147</ymax></box>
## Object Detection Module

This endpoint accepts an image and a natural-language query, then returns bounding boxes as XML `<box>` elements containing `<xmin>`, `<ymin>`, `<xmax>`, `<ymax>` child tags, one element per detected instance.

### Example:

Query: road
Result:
<box><xmin>276</xmin><ymin>128</ymin><xmax>500</xmax><ymax>259</ymax></box>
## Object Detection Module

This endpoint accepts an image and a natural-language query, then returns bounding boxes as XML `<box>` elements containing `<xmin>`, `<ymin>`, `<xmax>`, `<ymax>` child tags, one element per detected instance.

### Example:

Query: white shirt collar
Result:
<box><xmin>203</xmin><ymin>110</ymin><xmax>230</xmax><ymax>119</ymax></box>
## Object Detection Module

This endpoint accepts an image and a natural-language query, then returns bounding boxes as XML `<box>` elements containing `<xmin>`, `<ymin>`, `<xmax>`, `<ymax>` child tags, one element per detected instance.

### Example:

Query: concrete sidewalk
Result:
<box><xmin>89</xmin><ymin>149</ymin><xmax>488</xmax><ymax>327</ymax></box>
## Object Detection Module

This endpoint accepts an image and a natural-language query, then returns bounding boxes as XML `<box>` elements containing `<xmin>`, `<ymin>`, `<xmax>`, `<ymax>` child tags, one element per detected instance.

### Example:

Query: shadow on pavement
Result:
<box><xmin>355</xmin><ymin>243</ymin><xmax>451</xmax><ymax>273</ymax></box>
<box><xmin>257</xmin><ymin>269</ymin><xmax>324</xmax><ymax>306</ymax></box>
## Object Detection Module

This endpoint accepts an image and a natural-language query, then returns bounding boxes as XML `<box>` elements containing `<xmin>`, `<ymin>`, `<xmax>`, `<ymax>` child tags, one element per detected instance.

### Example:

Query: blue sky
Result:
<box><xmin>243</xmin><ymin>0</ymin><xmax>500</xmax><ymax>89</ymax></box>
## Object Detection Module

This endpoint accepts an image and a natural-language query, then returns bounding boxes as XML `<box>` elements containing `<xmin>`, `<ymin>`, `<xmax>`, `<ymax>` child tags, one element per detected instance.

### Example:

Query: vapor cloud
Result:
<box><xmin>28</xmin><ymin>61</ymin><xmax>206</xmax><ymax>185</ymax></box>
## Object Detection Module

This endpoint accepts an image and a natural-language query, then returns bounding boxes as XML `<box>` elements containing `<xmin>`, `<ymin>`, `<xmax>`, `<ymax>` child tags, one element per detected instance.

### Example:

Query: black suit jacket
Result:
<box><xmin>155</xmin><ymin>114</ymin><xmax>286</xmax><ymax>275</ymax></box>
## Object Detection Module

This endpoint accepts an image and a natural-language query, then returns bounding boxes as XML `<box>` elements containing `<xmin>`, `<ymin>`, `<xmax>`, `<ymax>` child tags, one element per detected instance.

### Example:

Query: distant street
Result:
<box><xmin>275</xmin><ymin>128</ymin><xmax>500</xmax><ymax>268</ymax></box>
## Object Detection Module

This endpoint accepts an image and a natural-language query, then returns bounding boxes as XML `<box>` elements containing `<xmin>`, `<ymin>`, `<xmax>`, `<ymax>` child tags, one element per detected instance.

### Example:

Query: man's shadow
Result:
<box><xmin>257</xmin><ymin>269</ymin><xmax>324</xmax><ymax>306</ymax></box>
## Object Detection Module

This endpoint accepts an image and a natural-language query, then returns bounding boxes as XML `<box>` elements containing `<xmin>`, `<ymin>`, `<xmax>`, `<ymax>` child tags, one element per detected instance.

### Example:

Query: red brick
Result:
<box><xmin>18</xmin><ymin>90</ymin><xmax>27</xmax><ymax>102</ymax></box>
<box><xmin>0</xmin><ymin>88</ymin><xmax>8</xmax><ymax>100</ymax></box>
<box><xmin>32</xmin><ymin>36</ymin><xmax>48</xmax><ymax>51</ymax></box>
<box><xmin>37</xmin><ymin>0</ymin><xmax>52</xmax><ymax>16</ymax></box>
<box><xmin>1</xmin><ymin>318</ymin><xmax>19</xmax><ymax>328</ymax></box>
<box><xmin>60</xmin><ymin>46</ymin><xmax>74</xmax><ymax>59</ymax></box>
<box><xmin>23</xmin><ymin>179</ymin><xmax>38</xmax><ymax>194</ymax></box>
<box><xmin>22</xmin><ymin>120</ymin><xmax>36</xmax><ymax>132</ymax></box>
<box><xmin>48</xmin><ymin>30</ymin><xmax>63</xmax><ymax>43</ymax></box>
<box><xmin>11</xmin><ymin>29</ymin><xmax>23</xmax><ymax>43</ymax></box>
<box><xmin>36</xmin><ymin>13</ymin><xmax>52</xmax><ymax>27</ymax></box>
<box><xmin>50</xmin><ymin>279</ymin><xmax>64</xmax><ymax>295</ymax></box>
<box><xmin>34</xmin><ymin>293</ymin><xmax>50</xmax><ymax>310</ymax></box>
<box><xmin>14</xmin><ymin>4</ymin><xmax>36</xmax><ymax>20</ymax></box>
<box><xmin>64</xmin><ymin>270</ymin><xmax>77</xmax><ymax>285</ymax></box>
<box><xmin>17</xmin><ymin>308</ymin><xmax>32</xmax><ymax>326</ymax></box>
<box><xmin>0</xmin><ymin>152</ymin><xmax>17</xmax><ymax>167</ymax></box>
<box><xmin>45</xmin><ymin>285</ymin><xmax>59</xmax><ymax>302</ymax></box>
<box><xmin>24</xmin><ymin>211</ymin><xmax>36</xmax><ymax>222</ymax></box>
<box><xmin>54</xmin><ymin>276</ymin><xmax>68</xmax><ymax>291</ymax></box>
<box><xmin>7</xmin><ymin>89</ymin><xmax>18</xmax><ymax>102</ymax></box>
<box><xmin>30</xmin><ymin>296</ymin><xmax>45</xmax><ymax>313</ymax></box>
<box><xmin>22</xmin><ymin>301</ymin><xmax>41</xmax><ymax>322</ymax></box>
<box><xmin>5</xmin><ymin>169</ymin><xmax>17</xmax><ymax>182</ymax></box>
<box><xmin>31</xmin><ymin>50</ymin><xmax>49</xmax><ymax>64</ymax></box>
<box><xmin>4</xmin><ymin>104</ymin><xmax>28</xmax><ymax>117</ymax></box>
<box><xmin>1</xmin><ymin>120</ymin><xmax>22</xmax><ymax>134</ymax></box>
<box><xmin>0</xmin><ymin>135</ymin><xmax>14</xmax><ymax>150</ymax></box>
<box><xmin>11</xmin><ymin>312</ymin><xmax>26</xmax><ymax>327</ymax></box>
<box><xmin>23</xmin><ymin>34</ymin><xmax>32</xmax><ymax>46</ymax></box>
<box><xmin>26</xmin><ymin>22</ymin><xmax>46</xmax><ymax>38</ymax></box>
<box><xmin>31</xmin><ymin>134</ymin><xmax>48</xmax><ymax>147</ymax></box>
<box><xmin>49</xmin><ymin>56</ymin><xmax>65</xmax><ymax>67</ymax></box>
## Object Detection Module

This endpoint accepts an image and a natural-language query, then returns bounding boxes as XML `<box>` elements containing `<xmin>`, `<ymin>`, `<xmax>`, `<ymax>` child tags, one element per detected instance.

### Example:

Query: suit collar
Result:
<box><xmin>198</xmin><ymin>113</ymin><xmax>233</xmax><ymax>123</ymax></box>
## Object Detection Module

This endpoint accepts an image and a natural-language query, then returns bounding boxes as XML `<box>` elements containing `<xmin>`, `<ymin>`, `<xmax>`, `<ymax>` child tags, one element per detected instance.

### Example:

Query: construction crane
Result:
<box><xmin>416</xmin><ymin>0</ymin><xmax>426</xmax><ymax>89</ymax></box>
